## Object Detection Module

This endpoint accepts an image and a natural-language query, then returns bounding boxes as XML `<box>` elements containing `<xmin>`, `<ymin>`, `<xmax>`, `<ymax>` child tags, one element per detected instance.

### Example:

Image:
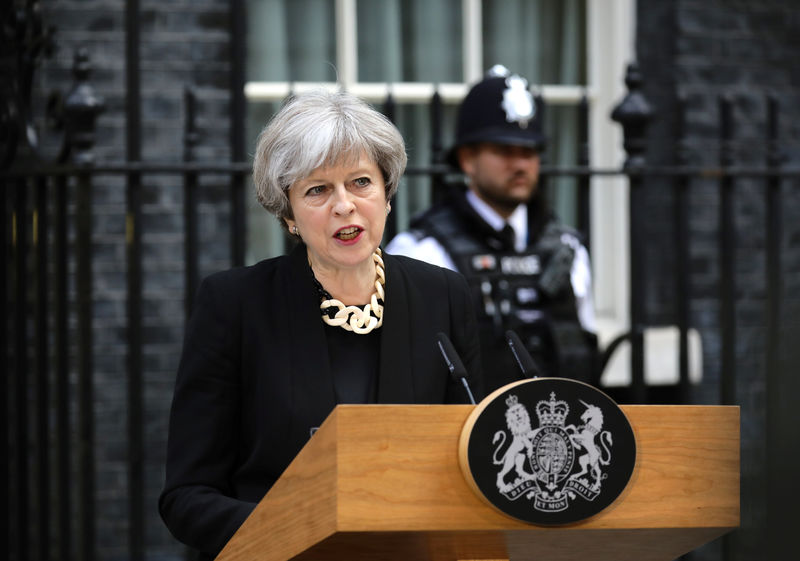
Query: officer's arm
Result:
<box><xmin>570</xmin><ymin>244</ymin><xmax>596</xmax><ymax>333</ymax></box>
<box><xmin>385</xmin><ymin>232</ymin><xmax>459</xmax><ymax>271</ymax></box>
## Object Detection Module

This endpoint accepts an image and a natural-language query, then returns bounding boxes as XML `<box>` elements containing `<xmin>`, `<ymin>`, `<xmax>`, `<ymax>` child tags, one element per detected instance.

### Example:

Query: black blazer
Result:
<box><xmin>159</xmin><ymin>243</ymin><xmax>483</xmax><ymax>559</ymax></box>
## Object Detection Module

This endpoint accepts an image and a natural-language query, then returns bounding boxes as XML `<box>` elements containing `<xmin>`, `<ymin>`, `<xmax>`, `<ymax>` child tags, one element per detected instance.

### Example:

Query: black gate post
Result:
<box><xmin>611</xmin><ymin>63</ymin><xmax>653</xmax><ymax>403</ymax></box>
<box><xmin>717</xmin><ymin>94</ymin><xmax>736</xmax><ymax>407</ymax></box>
<box><xmin>577</xmin><ymin>92</ymin><xmax>591</xmax><ymax>251</ymax></box>
<box><xmin>764</xmin><ymin>94</ymin><xmax>782</xmax><ymax>399</ymax></box>
<box><xmin>63</xmin><ymin>47</ymin><xmax>104</xmax><ymax>561</ymax></box>
<box><xmin>764</xmin><ymin>93</ymin><xmax>785</xmax><ymax>561</ymax></box>
<box><xmin>382</xmin><ymin>91</ymin><xmax>397</xmax><ymax>241</ymax></box>
<box><xmin>54</xmin><ymin>172</ymin><xmax>71</xmax><ymax>560</ymax></box>
<box><xmin>13</xmin><ymin>176</ymin><xmax>29</xmax><ymax>561</ymax></box>
<box><xmin>34</xmin><ymin>174</ymin><xmax>50</xmax><ymax>561</ymax></box>
<box><xmin>124</xmin><ymin>1</ymin><xmax>145</xmax><ymax>556</ymax></box>
<box><xmin>674</xmin><ymin>94</ymin><xmax>692</xmax><ymax>404</ymax></box>
<box><xmin>183</xmin><ymin>85</ymin><xmax>200</xmax><ymax>319</ymax></box>
<box><xmin>229</xmin><ymin>0</ymin><xmax>247</xmax><ymax>266</ymax></box>
<box><xmin>0</xmin><ymin>158</ymin><xmax>8</xmax><ymax>561</ymax></box>
<box><xmin>429</xmin><ymin>89</ymin><xmax>445</xmax><ymax>205</ymax></box>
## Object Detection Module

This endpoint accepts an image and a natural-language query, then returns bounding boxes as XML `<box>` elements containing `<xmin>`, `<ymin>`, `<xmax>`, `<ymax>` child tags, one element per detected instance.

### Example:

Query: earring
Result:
<box><xmin>385</xmin><ymin>204</ymin><xmax>391</xmax><ymax>214</ymax></box>
<box><xmin>292</xmin><ymin>225</ymin><xmax>299</xmax><ymax>236</ymax></box>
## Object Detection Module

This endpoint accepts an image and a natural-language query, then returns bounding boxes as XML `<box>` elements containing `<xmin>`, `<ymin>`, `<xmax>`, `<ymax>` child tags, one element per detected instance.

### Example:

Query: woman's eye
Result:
<box><xmin>306</xmin><ymin>185</ymin><xmax>326</xmax><ymax>196</ymax></box>
<box><xmin>354</xmin><ymin>177</ymin><xmax>371</xmax><ymax>187</ymax></box>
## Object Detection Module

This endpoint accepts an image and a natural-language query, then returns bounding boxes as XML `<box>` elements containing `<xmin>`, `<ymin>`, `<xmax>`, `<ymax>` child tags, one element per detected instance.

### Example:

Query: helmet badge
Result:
<box><xmin>501</xmin><ymin>75</ymin><xmax>535</xmax><ymax>129</ymax></box>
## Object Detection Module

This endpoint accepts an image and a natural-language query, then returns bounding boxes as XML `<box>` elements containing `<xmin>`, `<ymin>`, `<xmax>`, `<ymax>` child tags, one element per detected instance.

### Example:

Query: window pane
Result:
<box><xmin>482</xmin><ymin>0</ymin><xmax>586</xmax><ymax>85</ymax></box>
<box><xmin>246</xmin><ymin>100</ymin><xmax>286</xmax><ymax>262</ymax></box>
<box><xmin>247</xmin><ymin>0</ymin><xmax>337</xmax><ymax>82</ymax></box>
<box><xmin>542</xmin><ymin>104</ymin><xmax>581</xmax><ymax>228</ymax></box>
<box><xmin>386</xmin><ymin>102</ymin><xmax>456</xmax><ymax>240</ymax></box>
<box><xmin>244</xmin><ymin>0</ymin><xmax>588</xmax><ymax>258</ymax></box>
<box><xmin>357</xmin><ymin>0</ymin><xmax>463</xmax><ymax>82</ymax></box>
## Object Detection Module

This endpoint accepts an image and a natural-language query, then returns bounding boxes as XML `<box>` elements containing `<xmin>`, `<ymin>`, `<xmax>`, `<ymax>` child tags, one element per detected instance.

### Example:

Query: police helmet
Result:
<box><xmin>448</xmin><ymin>65</ymin><xmax>545</xmax><ymax>167</ymax></box>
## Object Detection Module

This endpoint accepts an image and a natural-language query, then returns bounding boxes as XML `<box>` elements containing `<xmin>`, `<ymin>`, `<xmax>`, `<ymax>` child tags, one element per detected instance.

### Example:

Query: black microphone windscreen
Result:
<box><xmin>436</xmin><ymin>332</ymin><xmax>468</xmax><ymax>380</ymax></box>
<box><xmin>436</xmin><ymin>332</ymin><xmax>475</xmax><ymax>405</ymax></box>
<box><xmin>506</xmin><ymin>330</ymin><xmax>540</xmax><ymax>378</ymax></box>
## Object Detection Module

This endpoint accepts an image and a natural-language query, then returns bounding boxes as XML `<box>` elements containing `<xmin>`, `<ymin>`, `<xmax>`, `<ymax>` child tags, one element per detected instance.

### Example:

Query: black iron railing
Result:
<box><xmin>3</xmin><ymin>14</ymin><xmax>799</xmax><ymax>561</ymax></box>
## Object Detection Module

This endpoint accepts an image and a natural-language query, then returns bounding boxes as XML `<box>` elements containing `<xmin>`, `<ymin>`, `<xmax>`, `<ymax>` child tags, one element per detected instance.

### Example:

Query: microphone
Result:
<box><xmin>436</xmin><ymin>332</ymin><xmax>476</xmax><ymax>405</ymax></box>
<box><xmin>505</xmin><ymin>330</ymin><xmax>541</xmax><ymax>379</ymax></box>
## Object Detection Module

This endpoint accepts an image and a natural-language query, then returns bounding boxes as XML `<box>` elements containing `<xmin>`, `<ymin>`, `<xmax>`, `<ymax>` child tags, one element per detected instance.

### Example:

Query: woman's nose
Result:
<box><xmin>332</xmin><ymin>186</ymin><xmax>355</xmax><ymax>215</ymax></box>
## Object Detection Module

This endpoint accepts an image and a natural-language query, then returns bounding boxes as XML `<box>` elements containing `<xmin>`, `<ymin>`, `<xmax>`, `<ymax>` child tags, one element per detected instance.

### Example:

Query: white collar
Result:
<box><xmin>465</xmin><ymin>190</ymin><xmax>527</xmax><ymax>251</ymax></box>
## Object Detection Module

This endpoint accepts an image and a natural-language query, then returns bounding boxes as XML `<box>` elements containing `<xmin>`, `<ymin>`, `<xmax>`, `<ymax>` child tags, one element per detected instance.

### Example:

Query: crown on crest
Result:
<box><xmin>505</xmin><ymin>394</ymin><xmax>519</xmax><ymax>408</ymax></box>
<box><xmin>536</xmin><ymin>392</ymin><xmax>569</xmax><ymax>426</ymax></box>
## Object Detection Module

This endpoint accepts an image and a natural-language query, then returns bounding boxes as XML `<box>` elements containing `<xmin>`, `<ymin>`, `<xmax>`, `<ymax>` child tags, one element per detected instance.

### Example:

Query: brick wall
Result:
<box><xmin>637</xmin><ymin>1</ymin><xmax>800</xmax><ymax>559</ymax></box>
<box><xmin>32</xmin><ymin>2</ymin><xmax>235</xmax><ymax>559</ymax></box>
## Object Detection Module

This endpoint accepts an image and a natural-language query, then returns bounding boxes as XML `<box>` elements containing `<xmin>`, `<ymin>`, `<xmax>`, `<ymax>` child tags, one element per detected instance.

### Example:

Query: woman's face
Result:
<box><xmin>286</xmin><ymin>153</ymin><xmax>388</xmax><ymax>273</ymax></box>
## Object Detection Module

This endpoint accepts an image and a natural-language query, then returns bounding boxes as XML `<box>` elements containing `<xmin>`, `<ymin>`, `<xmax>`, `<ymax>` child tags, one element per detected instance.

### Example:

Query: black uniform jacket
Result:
<box><xmin>159</xmin><ymin>242</ymin><xmax>483</xmax><ymax>559</ymax></box>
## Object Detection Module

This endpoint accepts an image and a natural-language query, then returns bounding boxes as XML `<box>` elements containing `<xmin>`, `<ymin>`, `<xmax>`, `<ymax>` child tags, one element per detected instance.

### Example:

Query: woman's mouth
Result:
<box><xmin>335</xmin><ymin>226</ymin><xmax>362</xmax><ymax>241</ymax></box>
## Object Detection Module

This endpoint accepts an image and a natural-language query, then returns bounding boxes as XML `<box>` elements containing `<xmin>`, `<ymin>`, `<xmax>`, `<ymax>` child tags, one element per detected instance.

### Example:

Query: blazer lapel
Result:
<box><xmin>284</xmin><ymin>243</ymin><xmax>338</xmax><ymax>416</ymax></box>
<box><xmin>378</xmin><ymin>254</ymin><xmax>415</xmax><ymax>403</ymax></box>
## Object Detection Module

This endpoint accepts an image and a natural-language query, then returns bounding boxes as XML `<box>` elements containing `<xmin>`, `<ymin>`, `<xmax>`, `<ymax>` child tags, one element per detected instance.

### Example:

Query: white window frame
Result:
<box><xmin>587</xmin><ymin>0</ymin><xmax>634</xmax><ymax>374</ymax></box>
<box><xmin>245</xmin><ymin>0</ymin><xmax>599</xmax><ymax>108</ymax></box>
<box><xmin>586</xmin><ymin>0</ymin><xmax>701</xmax><ymax>386</ymax></box>
<box><xmin>245</xmin><ymin>0</ymin><xmax>666</xmax><ymax>385</ymax></box>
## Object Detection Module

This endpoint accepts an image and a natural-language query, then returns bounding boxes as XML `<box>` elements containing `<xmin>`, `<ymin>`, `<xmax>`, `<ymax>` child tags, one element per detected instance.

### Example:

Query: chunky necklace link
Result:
<box><xmin>315</xmin><ymin>249</ymin><xmax>385</xmax><ymax>335</ymax></box>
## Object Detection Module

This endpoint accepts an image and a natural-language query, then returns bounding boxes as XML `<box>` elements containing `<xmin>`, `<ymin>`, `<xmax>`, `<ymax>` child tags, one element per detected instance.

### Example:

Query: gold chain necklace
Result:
<box><xmin>316</xmin><ymin>248</ymin><xmax>385</xmax><ymax>334</ymax></box>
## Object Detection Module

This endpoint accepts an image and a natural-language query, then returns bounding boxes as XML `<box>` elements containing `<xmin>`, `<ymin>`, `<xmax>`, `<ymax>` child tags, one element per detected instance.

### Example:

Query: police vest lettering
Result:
<box><xmin>471</xmin><ymin>254</ymin><xmax>542</xmax><ymax>276</ymax></box>
<box><xmin>407</xmin><ymin>198</ymin><xmax>596</xmax><ymax>383</ymax></box>
<box><xmin>465</xmin><ymin>249</ymin><xmax>564</xmax><ymax>325</ymax></box>
<box><xmin>502</xmin><ymin>254</ymin><xmax>540</xmax><ymax>275</ymax></box>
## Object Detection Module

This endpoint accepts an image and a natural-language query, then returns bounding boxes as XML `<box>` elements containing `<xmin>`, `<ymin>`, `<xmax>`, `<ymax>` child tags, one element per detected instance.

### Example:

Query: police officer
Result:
<box><xmin>386</xmin><ymin>65</ymin><xmax>598</xmax><ymax>391</ymax></box>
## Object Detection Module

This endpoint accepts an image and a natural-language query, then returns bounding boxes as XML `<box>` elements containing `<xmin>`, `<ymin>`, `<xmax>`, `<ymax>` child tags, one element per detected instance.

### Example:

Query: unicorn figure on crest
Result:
<box><xmin>568</xmin><ymin>400</ymin><xmax>613</xmax><ymax>490</ymax></box>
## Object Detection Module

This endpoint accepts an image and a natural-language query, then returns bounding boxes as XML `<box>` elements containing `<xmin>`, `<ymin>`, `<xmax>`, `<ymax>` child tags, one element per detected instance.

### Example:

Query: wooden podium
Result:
<box><xmin>216</xmin><ymin>404</ymin><xmax>739</xmax><ymax>561</ymax></box>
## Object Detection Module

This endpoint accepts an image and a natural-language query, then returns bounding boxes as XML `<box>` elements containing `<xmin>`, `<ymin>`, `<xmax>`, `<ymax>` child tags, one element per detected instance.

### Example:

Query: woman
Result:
<box><xmin>159</xmin><ymin>90</ymin><xmax>483</xmax><ymax>560</ymax></box>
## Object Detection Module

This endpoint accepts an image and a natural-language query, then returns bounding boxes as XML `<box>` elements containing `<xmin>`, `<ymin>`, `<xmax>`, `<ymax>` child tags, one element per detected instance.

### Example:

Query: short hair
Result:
<box><xmin>253</xmin><ymin>89</ymin><xmax>407</xmax><ymax>227</ymax></box>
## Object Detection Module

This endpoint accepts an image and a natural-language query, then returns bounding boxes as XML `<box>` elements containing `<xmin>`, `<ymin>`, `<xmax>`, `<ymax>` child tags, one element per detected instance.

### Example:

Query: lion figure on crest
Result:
<box><xmin>492</xmin><ymin>398</ymin><xmax>538</xmax><ymax>492</ymax></box>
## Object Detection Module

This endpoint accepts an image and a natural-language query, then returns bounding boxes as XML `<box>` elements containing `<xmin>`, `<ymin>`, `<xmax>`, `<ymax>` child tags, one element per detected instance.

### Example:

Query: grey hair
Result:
<box><xmin>252</xmin><ymin>89</ymin><xmax>407</xmax><ymax>227</ymax></box>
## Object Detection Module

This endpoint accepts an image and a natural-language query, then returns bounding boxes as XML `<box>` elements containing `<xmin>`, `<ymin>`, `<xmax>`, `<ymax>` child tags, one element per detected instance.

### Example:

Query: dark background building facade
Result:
<box><xmin>3</xmin><ymin>1</ymin><xmax>799</xmax><ymax>560</ymax></box>
<box><xmin>634</xmin><ymin>2</ymin><xmax>799</xmax><ymax>559</ymax></box>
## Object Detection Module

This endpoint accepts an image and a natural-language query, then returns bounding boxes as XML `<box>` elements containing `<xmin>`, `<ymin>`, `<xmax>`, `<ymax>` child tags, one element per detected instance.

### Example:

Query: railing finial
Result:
<box><xmin>63</xmin><ymin>47</ymin><xmax>105</xmax><ymax>166</ymax></box>
<box><xmin>611</xmin><ymin>62</ymin><xmax>654</xmax><ymax>169</ymax></box>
